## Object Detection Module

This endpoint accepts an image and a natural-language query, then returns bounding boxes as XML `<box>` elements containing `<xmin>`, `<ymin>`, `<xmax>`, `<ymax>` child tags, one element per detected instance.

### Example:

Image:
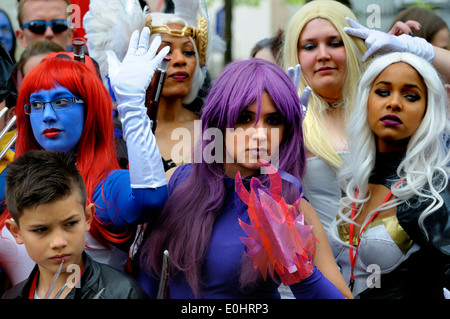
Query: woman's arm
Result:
<box><xmin>93</xmin><ymin>170</ymin><xmax>168</xmax><ymax>229</ymax></box>
<box><xmin>432</xmin><ymin>47</ymin><xmax>450</xmax><ymax>82</ymax></box>
<box><xmin>300</xmin><ymin>198</ymin><xmax>354</xmax><ymax>299</ymax></box>
<box><xmin>95</xmin><ymin>28</ymin><xmax>171</xmax><ymax>232</ymax></box>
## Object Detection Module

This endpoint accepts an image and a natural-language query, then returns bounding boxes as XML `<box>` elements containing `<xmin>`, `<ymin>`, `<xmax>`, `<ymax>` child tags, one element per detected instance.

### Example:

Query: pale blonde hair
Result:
<box><xmin>283</xmin><ymin>0</ymin><xmax>367</xmax><ymax>168</ymax></box>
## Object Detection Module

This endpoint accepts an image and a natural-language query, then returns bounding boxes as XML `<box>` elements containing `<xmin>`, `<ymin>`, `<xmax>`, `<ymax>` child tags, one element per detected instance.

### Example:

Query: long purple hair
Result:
<box><xmin>140</xmin><ymin>58</ymin><xmax>306</xmax><ymax>296</ymax></box>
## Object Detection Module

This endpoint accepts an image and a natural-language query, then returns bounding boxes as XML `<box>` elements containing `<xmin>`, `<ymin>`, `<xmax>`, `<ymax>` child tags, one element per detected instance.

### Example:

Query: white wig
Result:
<box><xmin>148</xmin><ymin>12</ymin><xmax>204</xmax><ymax>105</ymax></box>
<box><xmin>330</xmin><ymin>52</ymin><xmax>450</xmax><ymax>246</ymax></box>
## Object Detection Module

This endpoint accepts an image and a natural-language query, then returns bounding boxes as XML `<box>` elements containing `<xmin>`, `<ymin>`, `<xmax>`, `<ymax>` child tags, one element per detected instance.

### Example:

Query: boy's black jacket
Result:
<box><xmin>2</xmin><ymin>252</ymin><xmax>149</xmax><ymax>299</ymax></box>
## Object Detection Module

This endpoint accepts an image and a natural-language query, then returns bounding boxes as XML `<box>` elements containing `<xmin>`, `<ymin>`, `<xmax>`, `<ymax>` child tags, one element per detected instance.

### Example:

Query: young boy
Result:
<box><xmin>2</xmin><ymin>150</ymin><xmax>148</xmax><ymax>299</ymax></box>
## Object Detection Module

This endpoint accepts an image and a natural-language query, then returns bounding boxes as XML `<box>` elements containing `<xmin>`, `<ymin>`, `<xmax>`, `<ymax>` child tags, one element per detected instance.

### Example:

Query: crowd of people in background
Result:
<box><xmin>0</xmin><ymin>0</ymin><xmax>449</xmax><ymax>301</ymax></box>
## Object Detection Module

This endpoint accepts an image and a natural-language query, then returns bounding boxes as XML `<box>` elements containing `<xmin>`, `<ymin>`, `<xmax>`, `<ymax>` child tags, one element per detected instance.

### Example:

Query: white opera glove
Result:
<box><xmin>287</xmin><ymin>64</ymin><xmax>311</xmax><ymax>119</ymax></box>
<box><xmin>106</xmin><ymin>27</ymin><xmax>170</xmax><ymax>188</ymax></box>
<box><xmin>106</xmin><ymin>27</ymin><xmax>170</xmax><ymax>106</ymax></box>
<box><xmin>344</xmin><ymin>17</ymin><xmax>435</xmax><ymax>62</ymax></box>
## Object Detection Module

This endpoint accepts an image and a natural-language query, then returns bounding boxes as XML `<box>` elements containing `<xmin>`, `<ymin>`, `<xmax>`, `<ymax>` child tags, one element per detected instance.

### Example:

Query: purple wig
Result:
<box><xmin>140</xmin><ymin>58</ymin><xmax>306</xmax><ymax>297</ymax></box>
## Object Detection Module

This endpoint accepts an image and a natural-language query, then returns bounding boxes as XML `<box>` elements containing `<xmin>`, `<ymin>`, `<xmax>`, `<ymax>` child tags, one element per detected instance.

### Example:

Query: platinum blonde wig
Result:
<box><xmin>331</xmin><ymin>51</ymin><xmax>450</xmax><ymax>246</ymax></box>
<box><xmin>283</xmin><ymin>0</ymin><xmax>368</xmax><ymax>168</ymax></box>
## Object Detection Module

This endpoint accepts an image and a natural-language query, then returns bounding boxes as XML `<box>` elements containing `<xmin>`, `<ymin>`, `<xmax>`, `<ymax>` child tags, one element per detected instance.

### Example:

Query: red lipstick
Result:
<box><xmin>43</xmin><ymin>128</ymin><xmax>61</xmax><ymax>138</ymax></box>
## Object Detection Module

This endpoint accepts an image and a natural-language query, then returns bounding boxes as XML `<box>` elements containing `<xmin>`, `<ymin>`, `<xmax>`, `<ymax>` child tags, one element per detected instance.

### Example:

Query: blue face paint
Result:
<box><xmin>0</xmin><ymin>12</ymin><xmax>13</xmax><ymax>53</ymax></box>
<box><xmin>29</xmin><ymin>85</ymin><xmax>85</xmax><ymax>153</ymax></box>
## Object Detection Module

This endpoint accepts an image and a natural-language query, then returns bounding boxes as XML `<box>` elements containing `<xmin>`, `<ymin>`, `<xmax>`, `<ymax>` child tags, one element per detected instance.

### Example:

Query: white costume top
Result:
<box><xmin>329</xmin><ymin>215</ymin><xmax>420</xmax><ymax>296</ymax></box>
<box><xmin>302</xmin><ymin>153</ymin><xmax>348</xmax><ymax>233</ymax></box>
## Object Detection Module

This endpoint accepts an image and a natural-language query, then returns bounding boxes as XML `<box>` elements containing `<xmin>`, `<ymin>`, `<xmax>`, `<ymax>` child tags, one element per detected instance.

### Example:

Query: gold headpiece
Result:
<box><xmin>145</xmin><ymin>15</ymin><xmax>208</xmax><ymax>67</ymax></box>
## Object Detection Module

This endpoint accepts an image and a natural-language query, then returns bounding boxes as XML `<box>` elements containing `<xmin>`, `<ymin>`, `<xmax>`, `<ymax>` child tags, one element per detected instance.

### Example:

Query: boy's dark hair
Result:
<box><xmin>5</xmin><ymin>150</ymin><xmax>87</xmax><ymax>225</ymax></box>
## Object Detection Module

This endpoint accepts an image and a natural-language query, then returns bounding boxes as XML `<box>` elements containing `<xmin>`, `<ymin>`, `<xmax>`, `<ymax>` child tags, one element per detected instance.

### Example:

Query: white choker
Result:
<box><xmin>329</xmin><ymin>101</ymin><xmax>344</xmax><ymax>108</ymax></box>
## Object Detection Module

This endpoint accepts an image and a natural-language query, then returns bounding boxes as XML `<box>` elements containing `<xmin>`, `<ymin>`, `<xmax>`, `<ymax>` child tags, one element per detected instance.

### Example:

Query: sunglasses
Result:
<box><xmin>21</xmin><ymin>19</ymin><xmax>69</xmax><ymax>34</ymax></box>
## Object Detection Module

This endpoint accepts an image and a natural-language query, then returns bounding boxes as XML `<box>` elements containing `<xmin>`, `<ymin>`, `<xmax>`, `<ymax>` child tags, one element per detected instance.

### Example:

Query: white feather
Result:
<box><xmin>83</xmin><ymin>0</ymin><xmax>146</xmax><ymax>86</ymax></box>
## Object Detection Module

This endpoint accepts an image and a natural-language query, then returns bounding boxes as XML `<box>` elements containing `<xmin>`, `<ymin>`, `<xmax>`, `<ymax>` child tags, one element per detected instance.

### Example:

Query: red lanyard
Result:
<box><xmin>28</xmin><ymin>264</ymin><xmax>84</xmax><ymax>299</ymax></box>
<box><xmin>28</xmin><ymin>271</ymin><xmax>39</xmax><ymax>299</ymax></box>
<box><xmin>348</xmin><ymin>189</ymin><xmax>392</xmax><ymax>291</ymax></box>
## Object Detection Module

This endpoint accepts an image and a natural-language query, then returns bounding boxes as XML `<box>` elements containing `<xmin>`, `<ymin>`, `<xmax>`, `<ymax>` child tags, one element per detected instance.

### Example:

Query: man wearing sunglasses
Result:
<box><xmin>16</xmin><ymin>0</ymin><xmax>73</xmax><ymax>50</ymax></box>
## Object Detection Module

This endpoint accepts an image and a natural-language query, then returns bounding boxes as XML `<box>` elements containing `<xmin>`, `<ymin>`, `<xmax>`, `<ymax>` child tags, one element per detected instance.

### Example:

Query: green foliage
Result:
<box><xmin>409</xmin><ymin>1</ymin><xmax>435</xmax><ymax>11</ymax></box>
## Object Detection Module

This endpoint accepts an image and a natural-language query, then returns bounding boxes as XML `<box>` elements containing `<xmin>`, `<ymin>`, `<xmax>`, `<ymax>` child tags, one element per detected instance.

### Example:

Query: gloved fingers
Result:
<box><xmin>146</xmin><ymin>35</ymin><xmax>162</xmax><ymax>60</ymax></box>
<box><xmin>125</xmin><ymin>29</ymin><xmax>140</xmax><ymax>59</ymax></box>
<box><xmin>362</xmin><ymin>33</ymin><xmax>389</xmax><ymax>62</ymax></box>
<box><xmin>344</xmin><ymin>26</ymin><xmax>369</xmax><ymax>40</ymax></box>
<box><xmin>344</xmin><ymin>17</ymin><xmax>369</xmax><ymax>40</ymax></box>
<box><xmin>287</xmin><ymin>64</ymin><xmax>301</xmax><ymax>92</ymax></box>
<box><xmin>105</xmin><ymin>50</ymin><xmax>121</xmax><ymax>80</ymax></box>
<box><xmin>152</xmin><ymin>45</ymin><xmax>171</xmax><ymax>68</ymax></box>
<box><xmin>300</xmin><ymin>86</ymin><xmax>312</xmax><ymax>108</ymax></box>
<box><xmin>136</xmin><ymin>27</ymin><xmax>151</xmax><ymax>56</ymax></box>
<box><xmin>362</xmin><ymin>45</ymin><xmax>379</xmax><ymax>61</ymax></box>
<box><xmin>345</xmin><ymin>17</ymin><xmax>364</xmax><ymax>30</ymax></box>
<box><xmin>361</xmin><ymin>51</ymin><xmax>371</xmax><ymax>62</ymax></box>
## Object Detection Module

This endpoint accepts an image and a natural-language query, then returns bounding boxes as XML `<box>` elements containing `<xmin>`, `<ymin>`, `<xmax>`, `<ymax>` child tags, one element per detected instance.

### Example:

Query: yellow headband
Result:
<box><xmin>145</xmin><ymin>15</ymin><xmax>208</xmax><ymax>67</ymax></box>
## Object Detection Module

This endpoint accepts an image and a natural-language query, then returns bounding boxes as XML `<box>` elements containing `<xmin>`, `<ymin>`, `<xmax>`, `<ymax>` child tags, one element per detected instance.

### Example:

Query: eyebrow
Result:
<box><xmin>375</xmin><ymin>81</ymin><xmax>423</xmax><ymax>93</ymax></box>
<box><xmin>161</xmin><ymin>40</ymin><xmax>192</xmax><ymax>46</ymax></box>
<box><xmin>28</xmin><ymin>213</ymin><xmax>80</xmax><ymax>229</ymax></box>
<box><xmin>300</xmin><ymin>35</ymin><xmax>341</xmax><ymax>43</ymax></box>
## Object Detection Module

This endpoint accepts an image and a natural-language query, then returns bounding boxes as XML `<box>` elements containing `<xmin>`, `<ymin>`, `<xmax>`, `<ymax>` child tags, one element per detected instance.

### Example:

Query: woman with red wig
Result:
<box><xmin>0</xmin><ymin>29</ymin><xmax>170</xmax><ymax>287</ymax></box>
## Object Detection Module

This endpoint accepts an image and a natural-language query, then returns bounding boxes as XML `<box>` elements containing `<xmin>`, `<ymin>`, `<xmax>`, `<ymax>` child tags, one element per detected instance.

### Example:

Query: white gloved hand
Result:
<box><xmin>287</xmin><ymin>64</ymin><xmax>311</xmax><ymax>119</ymax></box>
<box><xmin>106</xmin><ymin>27</ymin><xmax>170</xmax><ymax>106</ymax></box>
<box><xmin>344</xmin><ymin>17</ymin><xmax>435</xmax><ymax>62</ymax></box>
<box><xmin>106</xmin><ymin>27</ymin><xmax>170</xmax><ymax>189</ymax></box>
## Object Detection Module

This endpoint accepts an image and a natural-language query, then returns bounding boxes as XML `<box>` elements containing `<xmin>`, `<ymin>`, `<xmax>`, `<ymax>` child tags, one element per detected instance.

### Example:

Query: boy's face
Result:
<box><xmin>6</xmin><ymin>191</ymin><xmax>93</xmax><ymax>276</ymax></box>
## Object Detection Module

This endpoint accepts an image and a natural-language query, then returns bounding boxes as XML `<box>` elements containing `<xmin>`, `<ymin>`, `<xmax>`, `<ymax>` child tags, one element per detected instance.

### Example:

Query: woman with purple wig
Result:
<box><xmin>136</xmin><ymin>58</ymin><xmax>350</xmax><ymax>299</ymax></box>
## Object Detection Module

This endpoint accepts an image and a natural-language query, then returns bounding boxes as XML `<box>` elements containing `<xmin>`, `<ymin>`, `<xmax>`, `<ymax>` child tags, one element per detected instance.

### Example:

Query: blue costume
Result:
<box><xmin>137</xmin><ymin>164</ymin><xmax>344</xmax><ymax>299</ymax></box>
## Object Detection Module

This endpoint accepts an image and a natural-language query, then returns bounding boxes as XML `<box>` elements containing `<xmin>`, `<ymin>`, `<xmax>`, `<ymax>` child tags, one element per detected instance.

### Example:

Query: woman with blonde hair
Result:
<box><xmin>283</xmin><ymin>0</ymin><xmax>367</xmax><ymax>231</ymax></box>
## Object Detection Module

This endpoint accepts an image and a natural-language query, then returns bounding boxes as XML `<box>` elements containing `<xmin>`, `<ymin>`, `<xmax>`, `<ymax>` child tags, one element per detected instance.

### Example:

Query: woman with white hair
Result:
<box><xmin>84</xmin><ymin>0</ymin><xmax>224</xmax><ymax>170</ymax></box>
<box><xmin>329</xmin><ymin>51</ymin><xmax>450</xmax><ymax>298</ymax></box>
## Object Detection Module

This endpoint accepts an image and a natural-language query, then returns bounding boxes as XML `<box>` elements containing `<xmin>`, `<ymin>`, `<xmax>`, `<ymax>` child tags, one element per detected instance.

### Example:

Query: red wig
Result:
<box><xmin>2</xmin><ymin>58</ymin><xmax>128</xmax><ymax>247</ymax></box>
